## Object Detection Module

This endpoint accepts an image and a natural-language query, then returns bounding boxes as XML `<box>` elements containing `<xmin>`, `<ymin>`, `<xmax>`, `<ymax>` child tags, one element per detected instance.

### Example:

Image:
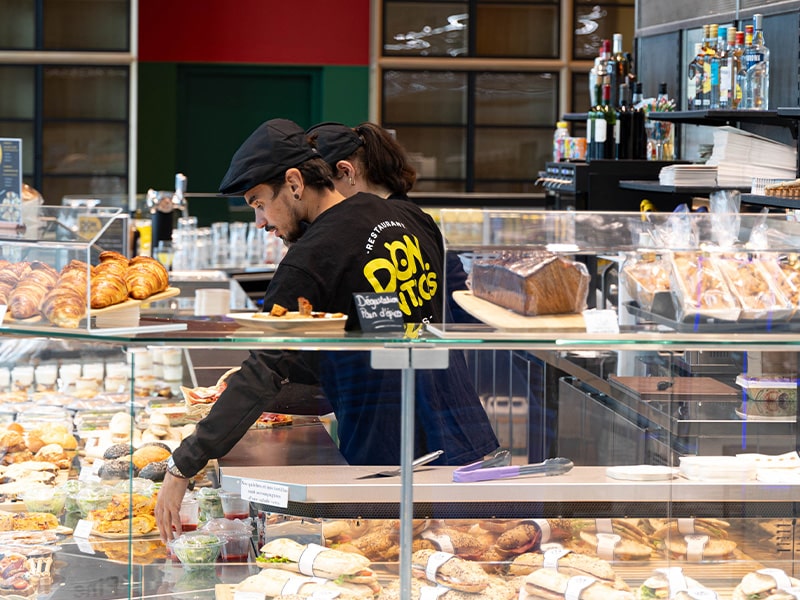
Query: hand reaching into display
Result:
<box><xmin>155</xmin><ymin>472</ymin><xmax>190</xmax><ymax>543</ymax></box>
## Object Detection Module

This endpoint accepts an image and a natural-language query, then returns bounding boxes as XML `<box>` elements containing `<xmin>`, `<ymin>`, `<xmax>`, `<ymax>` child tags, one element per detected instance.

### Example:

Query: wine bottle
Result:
<box><xmin>745</xmin><ymin>14</ymin><xmax>770</xmax><ymax>110</ymax></box>
<box><xmin>610</xmin><ymin>33</ymin><xmax>630</xmax><ymax>108</ymax></box>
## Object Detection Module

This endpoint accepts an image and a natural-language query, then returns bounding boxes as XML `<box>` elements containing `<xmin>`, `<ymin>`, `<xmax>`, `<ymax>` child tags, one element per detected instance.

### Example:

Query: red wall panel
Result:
<box><xmin>139</xmin><ymin>0</ymin><xmax>371</xmax><ymax>66</ymax></box>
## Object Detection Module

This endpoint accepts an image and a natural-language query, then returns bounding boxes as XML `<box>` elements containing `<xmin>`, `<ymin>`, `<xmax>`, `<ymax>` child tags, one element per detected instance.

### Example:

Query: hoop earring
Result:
<box><xmin>348</xmin><ymin>176</ymin><xmax>355</xmax><ymax>186</ymax></box>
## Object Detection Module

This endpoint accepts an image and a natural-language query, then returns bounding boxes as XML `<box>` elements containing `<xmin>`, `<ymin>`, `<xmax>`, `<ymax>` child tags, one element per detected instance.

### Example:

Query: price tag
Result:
<box><xmin>594</xmin><ymin>533</ymin><xmax>620</xmax><ymax>561</ymax></box>
<box><xmin>677</xmin><ymin>518</ymin><xmax>696</xmax><ymax>535</ymax></box>
<box><xmin>656</xmin><ymin>566</ymin><xmax>687</xmax><ymax>596</ymax></box>
<box><xmin>543</xmin><ymin>546</ymin><xmax>571</xmax><ymax>569</ymax></box>
<box><xmin>758</xmin><ymin>569</ymin><xmax>792</xmax><ymax>591</ymax></box>
<box><xmin>582</xmin><ymin>309</ymin><xmax>619</xmax><ymax>333</ymax></box>
<box><xmin>421</xmin><ymin>530</ymin><xmax>455</xmax><ymax>554</ymax></box>
<box><xmin>73</xmin><ymin>519</ymin><xmax>94</xmax><ymax>539</ymax></box>
<box><xmin>240</xmin><ymin>478</ymin><xmax>289</xmax><ymax>509</ymax></box>
<box><xmin>530</xmin><ymin>518</ymin><xmax>550</xmax><ymax>542</ymax></box>
<box><xmin>298</xmin><ymin>543</ymin><xmax>327</xmax><ymax>577</ymax></box>
<box><xmin>686</xmin><ymin>589</ymin><xmax>718</xmax><ymax>600</ymax></box>
<box><xmin>684</xmin><ymin>534</ymin><xmax>708</xmax><ymax>562</ymax></box>
<box><xmin>564</xmin><ymin>576</ymin><xmax>597</xmax><ymax>600</ymax></box>
<box><xmin>424</xmin><ymin>551</ymin><xmax>454</xmax><ymax>583</ymax></box>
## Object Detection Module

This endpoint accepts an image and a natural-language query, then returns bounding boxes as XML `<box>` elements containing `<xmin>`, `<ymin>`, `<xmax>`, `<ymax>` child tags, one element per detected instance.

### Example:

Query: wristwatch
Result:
<box><xmin>166</xmin><ymin>455</ymin><xmax>188</xmax><ymax>479</ymax></box>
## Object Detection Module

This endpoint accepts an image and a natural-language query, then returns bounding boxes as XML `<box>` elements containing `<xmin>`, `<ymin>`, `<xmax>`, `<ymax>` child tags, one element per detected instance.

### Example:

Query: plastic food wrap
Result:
<box><xmin>669</xmin><ymin>252</ymin><xmax>740</xmax><ymax>322</ymax></box>
<box><xmin>714</xmin><ymin>253</ymin><xmax>792</xmax><ymax>321</ymax></box>
<box><xmin>620</xmin><ymin>254</ymin><xmax>672</xmax><ymax>312</ymax></box>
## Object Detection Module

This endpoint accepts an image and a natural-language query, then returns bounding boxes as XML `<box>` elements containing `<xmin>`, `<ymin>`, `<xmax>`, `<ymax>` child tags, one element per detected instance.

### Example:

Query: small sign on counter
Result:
<box><xmin>353</xmin><ymin>292</ymin><xmax>404</xmax><ymax>332</ymax></box>
<box><xmin>0</xmin><ymin>138</ymin><xmax>22</xmax><ymax>224</ymax></box>
<box><xmin>240</xmin><ymin>478</ymin><xmax>289</xmax><ymax>509</ymax></box>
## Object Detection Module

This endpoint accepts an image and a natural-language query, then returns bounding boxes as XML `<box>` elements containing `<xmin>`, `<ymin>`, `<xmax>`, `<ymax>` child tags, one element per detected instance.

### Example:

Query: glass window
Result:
<box><xmin>573</xmin><ymin>1</ymin><xmax>635</xmax><ymax>60</ymax></box>
<box><xmin>476</xmin><ymin>4</ymin><xmax>559</xmax><ymax>58</ymax></box>
<box><xmin>384</xmin><ymin>2</ymin><xmax>467</xmax><ymax>57</ymax></box>
<box><xmin>475</xmin><ymin>72</ymin><xmax>558</xmax><ymax>126</ymax></box>
<box><xmin>474</xmin><ymin>126</ymin><xmax>548</xmax><ymax>181</ymax></box>
<box><xmin>43</xmin><ymin>122</ymin><xmax>127</xmax><ymax>175</ymax></box>
<box><xmin>383</xmin><ymin>71</ymin><xmax>467</xmax><ymax>124</ymax></box>
<box><xmin>42</xmin><ymin>175</ymin><xmax>127</xmax><ymax>207</ymax></box>
<box><xmin>394</xmin><ymin>125</ymin><xmax>466</xmax><ymax>182</ymax></box>
<box><xmin>0</xmin><ymin>0</ymin><xmax>35</xmax><ymax>49</ymax></box>
<box><xmin>43</xmin><ymin>0</ymin><xmax>129</xmax><ymax>51</ymax></box>
<box><xmin>43</xmin><ymin>66</ymin><xmax>128</xmax><ymax>120</ymax></box>
<box><xmin>0</xmin><ymin>66</ymin><xmax>35</xmax><ymax>119</ymax></box>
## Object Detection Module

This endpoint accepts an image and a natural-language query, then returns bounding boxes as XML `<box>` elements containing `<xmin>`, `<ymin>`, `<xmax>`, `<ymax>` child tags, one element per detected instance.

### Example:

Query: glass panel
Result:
<box><xmin>42</xmin><ymin>175</ymin><xmax>127</xmax><ymax>207</ymax></box>
<box><xmin>0</xmin><ymin>66</ymin><xmax>35</xmax><ymax>119</ymax></box>
<box><xmin>383</xmin><ymin>2</ymin><xmax>467</xmax><ymax>57</ymax></box>
<box><xmin>394</xmin><ymin>125</ymin><xmax>466</xmax><ymax>180</ymax></box>
<box><xmin>472</xmin><ymin>179</ymin><xmax>542</xmax><ymax>192</ymax></box>
<box><xmin>0</xmin><ymin>121</ymin><xmax>35</xmax><ymax>176</ymax></box>
<box><xmin>43</xmin><ymin>0</ymin><xmax>129</xmax><ymax>51</ymax></box>
<box><xmin>43</xmin><ymin>66</ymin><xmax>128</xmax><ymax>120</ymax></box>
<box><xmin>383</xmin><ymin>70</ymin><xmax>466</xmax><ymax>124</ymax></box>
<box><xmin>476</xmin><ymin>4</ymin><xmax>558</xmax><ymax>58</ymax></box>
<box><xmin>475</xmin><ymin>72</ymin><xmax>558</xmax><ymax>126</ymax></box>
<box><xmin>573</xmin><ymin>2</ymin><xmax>635</xmax><ymax>60</ymax></box>
<box><xmin>0</xmin><ymin>0</ymin><xmax>35</xmax><ymax>49</ymax></box>
<box><xmin>413</xmin><ymin>179</ymin><xmax>465</xmax><ymax>192</ymax></box>
<box><xmin>474</xmin><ymin>126</ymin><xmax>547</xmax><ymax>179</ymax></box>
<box><xmin>43</xmin><ymin>122</ymin><xmax>127</xmax><ymax>175</ymax></box>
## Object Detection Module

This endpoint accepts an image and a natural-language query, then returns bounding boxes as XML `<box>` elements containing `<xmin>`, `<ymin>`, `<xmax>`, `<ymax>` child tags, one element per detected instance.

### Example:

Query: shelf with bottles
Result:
<box><xmin>618</xmin><ymin>180</ymin><xmax>749</xmax><ymax>194</ymax></box>
<box><xmin>645</xmin><ymin>109</ymin><xmax>797</xmax><ymax>133</ymax></box>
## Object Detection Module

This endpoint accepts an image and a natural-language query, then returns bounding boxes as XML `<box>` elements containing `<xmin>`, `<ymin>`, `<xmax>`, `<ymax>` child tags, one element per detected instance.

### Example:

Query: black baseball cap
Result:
<box><xmin>218</xmin><ymin>118</ymin><xmax>318</xmax><ymax>196</ymax></box>
<box><xmin>306</xmin><ymin>122</ymin><xmax>363</xmax><ymax>166</ymax></box>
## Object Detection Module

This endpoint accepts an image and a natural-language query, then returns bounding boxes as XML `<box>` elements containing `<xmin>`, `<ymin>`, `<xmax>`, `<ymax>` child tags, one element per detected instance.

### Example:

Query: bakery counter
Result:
<box><xmin>218</xmin><ymin>465</ymin><xmax>798</xmax><ymax>520</ymax></box>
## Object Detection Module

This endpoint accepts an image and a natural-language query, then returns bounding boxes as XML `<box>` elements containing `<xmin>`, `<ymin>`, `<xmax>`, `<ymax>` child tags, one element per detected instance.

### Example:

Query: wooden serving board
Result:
<box><xmin>453</xmin><ymin>290</ymin><xmax>586</xmax><ymax>331</ymax></box>
<box><xmin>608</xmin><ymin>375</ymin><xmax>740</xmax><ymax>402</ymax></box>
<box><xmin>91</xmin><ymin>286</ymin><xmax>181</xmax><ymax>315</ymax></box>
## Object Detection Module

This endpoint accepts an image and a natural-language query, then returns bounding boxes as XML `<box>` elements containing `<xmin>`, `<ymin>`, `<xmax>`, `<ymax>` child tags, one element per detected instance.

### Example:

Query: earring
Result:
<box><xmin>348</xmin><ymin>176</ymin><xmax>355</xmax><ymax>186</ymax></box>
<box><xmin>293</xmin><ymin>193</ymin><xmax>300</xmax><ymax>200</ymax></box>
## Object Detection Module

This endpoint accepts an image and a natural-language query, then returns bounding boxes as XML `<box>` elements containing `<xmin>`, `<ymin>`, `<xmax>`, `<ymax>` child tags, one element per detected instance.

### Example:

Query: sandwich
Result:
<box><xmin>508</xmin><ymin>550</ymin><xmax>629</xmax><ymax>590</ymax></box>
<box><xmin>651</xmin><ymin>518</ymin><xmax>730</xmax><ymax>541</ymax></box>
<box><xmin>577</xmin><ymin>531</ymin><xmax>652</xmax><ymax>561</ymax></box>
<box><xmin>731</xmin><ymin>570</ymin><xmax>800</xmax><ymax>600</ymax></box>
<box><xmin>380</xmin><ymin>576</ymin><xmax>517</xmax><ymax>600</ymax></box>
<box><xmin>234</xmin><ymin>567</ymin><xmax>376</xmax><ymax>599</ymax></box>
<box><xmin>411</xmin><ymin>549</ymin><xmax>489</xmax><ymax>593</ymax></box>
<box><xmin>420</xmin><ymin>527</ymin><xmax>489</xmax><ymax>560</ymax></box>
<box><xmin>524</xmin><ymin>567</ymin><xmax>636</xmax><ymax>599</ymax></box>
<box><xmin>637</xmin><ymin>570</ymin><xmax>709</xmax><ymax>599</ymax></box>
<box><xmin>494</xmin><ymin>523</ymin><xmax>542</xmax><ymax>556</ymax></box>
<box><xmin>257</xmin><ymin>538</ymin><xmax>380</xmax><ymax>595</ymax></box>
<box><xmin>661</xmin><ymin>535</ymin><xmax>737</xmax><ymax>561</ymax></box>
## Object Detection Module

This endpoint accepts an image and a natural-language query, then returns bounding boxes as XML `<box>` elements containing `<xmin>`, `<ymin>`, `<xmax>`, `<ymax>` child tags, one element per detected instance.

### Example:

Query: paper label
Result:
<box><xmin>594</xmin><ymin>533</ymin><xmax>620</xmax><ymax>561</ymax></box>
<box><xmin>677</xmin><ymin>518</ymin><xmax>696</xmax><ymax>535</ymax></box>
<box><xmin>281</xmin><ymin>576</ymin><xmax>329</xmax><ymax>596</ymax></box>
<box><xmin>758</xmin><ymin>568</ymin><xmax>792</xmax><ymax>591</ymax></box>
<box><xmin>543</xmin><ymin>546</ymin><xmax>571</xmax><ymax>569</ymax></box>
<box><xmin>656</xmin><ymin>566</ymin><xmax>687</xmax><ymax>595</ymax></box>
<box><xmin>531</xmin><ymin>519</ymin><xmax>551</xmax><ymax>543</ymax></box>
<box><xmin>564</xmin><ymin>576</ymin><xmax>596</xmax><ymax>600</ymax></box>
<box><xmin>75</xmin><ymin>537</ymin><xmax>95</xmax><ymax>555</ymax></box>
<box><xmin>424</xmin><ymin>551</ymin><xmax>454</xmax><ymax>583</ymax></box>
<box><xmin>582</xmin><ymin>309</ymin><xmax>619</xmax><ymax>333</ymax></box>
<box><xmin>686</xmin><ymin>589</ymin><xmax>718</xmax><ymax>600</ymax></box>
<box><xmin>298</xmin><ymin>543</ymin><xmax>327</xmax><ymax>577</ymax></box>
<box><xmin>73</xmin><ymin>519</ymin><xmax>94</xmax><ymax>539</ymax></box>
<box><xmin>240</xmin><ymin>478</ymin><xmax>288</xmax><ymax>509</ymax></box>
<box><xmin>421</xmin><ymin>530</ymin><xmax>455</xmax><ymax>554</ymax></box>
<box><xmin>594</xmin><ymin>518</ymin><xmax>614</xmax><ymax>534</ymax></box>
<box><xmin>685</xmin><ymin>534</ymin><xmax>708</xmax><ymax>562</ymax></box>
<box><xmin>420</xmin><ymin>585</ymin><xmax>450</xmax><ymax>599</ymax></box>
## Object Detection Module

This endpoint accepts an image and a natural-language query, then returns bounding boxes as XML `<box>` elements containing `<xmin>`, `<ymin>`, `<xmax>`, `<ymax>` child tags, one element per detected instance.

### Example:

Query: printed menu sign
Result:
<box><xmin>0</xmin><ymin>139</ymin><xmax>22</xmax><ymax>224</ymax></box>
<box><xmin>353</xmin><ymin>292</ymin><xmax>404</xmax><ymax>331</ymax></box>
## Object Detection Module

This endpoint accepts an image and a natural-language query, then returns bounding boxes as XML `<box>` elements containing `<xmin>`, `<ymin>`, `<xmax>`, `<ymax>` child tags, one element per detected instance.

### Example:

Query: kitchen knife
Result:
<box><xmin>356</xmin><ymin>450</ymin><xmax>444</xmax><ymax>479</ymax></box>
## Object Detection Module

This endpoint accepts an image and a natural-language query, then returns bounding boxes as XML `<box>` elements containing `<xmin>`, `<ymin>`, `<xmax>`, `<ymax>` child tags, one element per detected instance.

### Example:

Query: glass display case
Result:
<box><xmin>0</xmin><ymin>209</ymin><xmax>798</xmax><ymax>598</ymax></box>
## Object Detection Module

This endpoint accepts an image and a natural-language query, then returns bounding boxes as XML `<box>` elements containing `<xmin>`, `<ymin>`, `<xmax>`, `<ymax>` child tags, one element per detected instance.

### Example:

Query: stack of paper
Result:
<box><xmin>658</xmin><ymin>164</ymin><xmax>718</xmax><ymax>187</ymax></box>
<box><xmin>706</xmin><ymin>126</ymin><xmax>797</xmax><ymax>188</ymax></box>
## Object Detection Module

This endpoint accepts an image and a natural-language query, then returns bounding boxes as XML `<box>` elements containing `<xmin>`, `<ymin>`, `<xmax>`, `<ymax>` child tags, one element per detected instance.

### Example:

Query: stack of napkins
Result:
<box><xmin>659</xmin><ymin>164</ymin><xmax>718</xmax><ymax>186</ymax></box>
<box><xmin>706</xmin><ymin>126</ymin><xmax>797</xmax><ymax>187</ymax></box>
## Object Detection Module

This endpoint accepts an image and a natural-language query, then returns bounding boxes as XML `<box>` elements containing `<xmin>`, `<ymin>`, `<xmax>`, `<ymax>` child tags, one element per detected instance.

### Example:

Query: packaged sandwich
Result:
<box><xmin>257</xmin><ymin>538</ymin><xmax>380</xmax><ymax>595</ymax></box>
<box><xmin>620</xmin><ymin>253</ymin><xmax>672</xmax><ymax>313</ymax></box>
<box><xmin>637</xmin><ymin>567</ymin><xmax>717</xmax><ymax>599</ymax></box>
<box><xmin>650</xmin><ymin>518</ymin><xmax>736</xmax><ymax>562</ymax></box>
<box><xmin>507</xmin><ymin>548</ymin><xmax>629</xmax><ymax>590</ymax></box>
<box><xmin>731</xmin><ymin>569</ymin><xmax>800</xmax><ymax>600</ymax></box>
<box><xmin>233</xmin><ymin>567</ymin><xmax>376</xmax><ymax>599</ymax></box>
<box><xmin>714</xmin><ymin>253</ymin><xmax>792</xmax><ymax>321</ymax></box>
<box><xmin>411</xmin><ymin>549</ymin><xmax>489</xmax><ymax>593</ymax></box>
<box><xmin>573</xmin><ymin>519</ymin><xmax>653</xmax><ymax>561</ymax></box>
<box><xmin>380</xmin><ymin>576</ymin><xmax>517</xmax><ymax>600</ymax></box>
<box><xmin>523</xmin><ymin>567</ymin><xmax>636</xmax><ymax>599</ymax></box>
<box><xmin>669</xmin><ymin>251</ymin><xmax>740</xmax><ymax>323</ymax></box>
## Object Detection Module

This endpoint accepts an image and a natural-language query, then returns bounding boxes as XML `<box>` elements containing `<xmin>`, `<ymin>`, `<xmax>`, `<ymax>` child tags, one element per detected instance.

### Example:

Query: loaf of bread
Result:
<box><xmin>471</xmin><ymin>252</ymin><xmax>590</xmax><ymax>316</ymax></box>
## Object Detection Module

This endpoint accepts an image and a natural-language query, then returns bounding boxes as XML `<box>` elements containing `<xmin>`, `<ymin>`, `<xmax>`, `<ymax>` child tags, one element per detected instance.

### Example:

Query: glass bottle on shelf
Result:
<box><xmin>589</xmin><ymin>39</ymin><xmax>611</xmax><ymax>107</ymax></box>
<box><xmin>610</xmin><ymin>33</ymin><xmax>630</xmax><ymax>108</ymax></box>
<box><xmin>686</xmin><ymin>42</ymin><xmax>706</xmax><ymax>110</ymax></box>
<box><xmin>745</xmin><ymin>13</ymin><xmax>769</xmax><ymax>110</ymax></box>
<box><xmin>709</xmin><ymin>25</ymin><xmax>727</xmax><ymax>109</ymax></box>
<box><xmin>589</xmin><ymin>83</ymin><xmax>617</xmax><ymax>160</ymax></box>
<box><xmin>731</xmin><ymin>30</ymin><xmax>746</xmax><ymax>109</ymax></box>
<box><xmin>702</xmin><ymin>24</ymin><xmax>718</xmax><ymax>109</ymax></box>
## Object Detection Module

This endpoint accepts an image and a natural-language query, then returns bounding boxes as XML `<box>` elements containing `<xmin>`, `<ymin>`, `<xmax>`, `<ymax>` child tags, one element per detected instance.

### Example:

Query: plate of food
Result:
<box><xmin>225</xmin><ymin>312</ymin><xmax>347</xmax><ymax>332</ymax></box>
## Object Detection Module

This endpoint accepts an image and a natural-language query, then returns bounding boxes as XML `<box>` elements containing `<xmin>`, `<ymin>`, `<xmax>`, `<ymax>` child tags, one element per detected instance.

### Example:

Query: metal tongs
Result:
<box><xmin>452</xmin><ymin>450</ymin><xmax>573</xmax><ymax>483</ymax></box>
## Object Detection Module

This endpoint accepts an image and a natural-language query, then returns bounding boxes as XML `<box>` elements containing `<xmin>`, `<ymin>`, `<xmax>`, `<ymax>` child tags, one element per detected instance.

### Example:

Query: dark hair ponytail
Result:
<box><xmin>354</xmin><ymin>123</ymin><xmax>417</xmax><ymax>196</ymax></box>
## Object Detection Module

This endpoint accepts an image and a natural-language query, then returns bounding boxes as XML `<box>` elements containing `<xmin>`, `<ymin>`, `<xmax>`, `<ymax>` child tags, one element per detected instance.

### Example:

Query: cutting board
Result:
<box><xmin>609</xmin><ymin>375</ymin><xmax>740</xmax><ymax>402</ymax></box>
<box><xmin>453</xmin><ymin>291</ymin><xmax>585</xmax><ymax>331</ymax></box>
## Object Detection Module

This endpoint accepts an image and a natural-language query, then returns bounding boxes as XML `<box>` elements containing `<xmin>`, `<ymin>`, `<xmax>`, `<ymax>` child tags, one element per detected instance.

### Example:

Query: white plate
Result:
<box><xmin>226</xmin><ymin>312</ymin><xmax>347</xmax><ymax>332</ymax></box>
<box><xmin>606</xmin><ymin>465</ymin><xmax>679</xmax><ymax>481</ymax></box>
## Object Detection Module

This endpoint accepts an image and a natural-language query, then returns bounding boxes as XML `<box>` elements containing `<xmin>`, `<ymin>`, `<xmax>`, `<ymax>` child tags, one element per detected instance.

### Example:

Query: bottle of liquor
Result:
<box><xmin>589</xmin><ymin>39</ymin><xmax>611</xmax><ymax>108</ymax></box>
<box><xmin>740</xmin><ymin>25</ymin><xmax>754</xmax><ymax>108</ymax></box>
<box><xmin>610</xmin><ymin>33</ymin><xmax>630</xmax><ymax>108</ymax></box>
<box><xmin>745</xmin><ymin>13</ymin><xmax>770</xmax><ymax>110</ymax></box>
<box><xmin>589</xmin><ymin>84</ymin><xmax>616</xmax><ymax>160</ymax></box>
<box><xmin>686</xmin><ymin>42</ymin><xmax>706</xmax><ymax>110</ymax></box>
<box><xmin>703</xmin><ymin>24</ymin><xmax>718</xmax><ymax>109</ymax></box>
<box><xmin>630</xmin><ymin>82</ymin><xmax>647</xmax><ymax>159</ymax></box>
<box><xmin>718</xmin><ymin>26</ymin><xmax>733</xmax><ymax>109</ymax></box>
<box><xmin>616</xmin><ymin>98</ymin><xmax>632</xmax><ymax>160</ymax></box>
<box><xmin>709</xmin><ymin>25</ymin><xmax>727</xmax><ymax>109</ymax></box>
<box><xmin>733</xmin><ymin>30</ymin><xmax>747</xmax><ymax>109</ymax></box>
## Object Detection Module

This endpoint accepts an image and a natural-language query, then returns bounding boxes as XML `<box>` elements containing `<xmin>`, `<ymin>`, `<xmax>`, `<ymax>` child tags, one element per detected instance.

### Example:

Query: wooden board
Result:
<box><xmin>608</xmin><ymin>375</ymin><xmax>740</xmax><ymax>402</ymax></box>
<box><xmin>91</xmin><ymin>286</ymin><xmax>181</xmax><ymax>315</ymax></box>
<box><xmin>453</xmin><ymin>290</ymin><xmax>586</xmax><ymax>331</ymax></box>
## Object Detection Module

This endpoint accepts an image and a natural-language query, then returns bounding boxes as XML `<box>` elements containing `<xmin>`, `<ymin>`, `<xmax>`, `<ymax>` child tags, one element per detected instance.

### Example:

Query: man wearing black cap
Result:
<box><xmin>155</xmin><ymin>118</ymin><xmax>499</xmax><ymax>541</ymax></box>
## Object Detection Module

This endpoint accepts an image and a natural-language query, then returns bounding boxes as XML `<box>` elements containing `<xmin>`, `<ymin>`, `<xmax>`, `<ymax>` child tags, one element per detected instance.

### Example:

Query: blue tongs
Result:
<box><xmin>452</xmin><ymin>450</ymin><xmax>573</xmax><ymax>483</ymax></box>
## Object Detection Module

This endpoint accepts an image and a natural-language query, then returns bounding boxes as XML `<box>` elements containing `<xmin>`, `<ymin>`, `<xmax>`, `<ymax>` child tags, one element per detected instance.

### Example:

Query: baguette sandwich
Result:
<box><xmin>411</xmin><ymin>549</ymin><xmax>489</xmax><ymax>593</ymax></box>
<box><xmin>637</xmin><ymin>571</ymin><xmax>710</xmax><ymax>599</ymax></box>
<box><xmin>380</xmin><ymin>575</ymin><xmax>517</xmax><ymax>600</ymax></box>
<box><xmin>731</xmin><ymin>570</ymin><xmax>800</xmax><ymax>600</ymax></box>
<box><xmin>258</xmin><ymin>538</ymin><xmax>380</xmax><ymax>594</ymax></box>
<box><xmin>508</xmin><ymin>550</ymin><xmax>629</xmax><ymax>590</ymax></box>
<box><xmin>651</xmin><ymin>518</ymin><xmax>730</xmax><ymax>541</ymax></box>
<box><xmin>577</xmin><ymin>531</ymin><xmax>652</xmax><ymax>561</ymax></box>
<box><xmin>234</xmin><ymin>567</ymin><xmax>376</xmax><ymax>599</ymax></box>
<box><xmin>524</xmin><ymin>567</ymin><xmax>636</xmax><ymax>599</ymax></box>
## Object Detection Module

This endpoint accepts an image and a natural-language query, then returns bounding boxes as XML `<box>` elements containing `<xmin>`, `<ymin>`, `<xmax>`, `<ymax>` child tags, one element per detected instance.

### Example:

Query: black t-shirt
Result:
<box><xmin>172</xmin><ymin>192</ymin><xmax>498</xmax><ymax>472</ymax></box>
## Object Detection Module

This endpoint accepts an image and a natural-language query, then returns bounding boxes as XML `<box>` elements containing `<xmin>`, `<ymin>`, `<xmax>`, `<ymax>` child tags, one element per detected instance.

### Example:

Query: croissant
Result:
<box><xmin>125</xmin><ymin>256</ymin><xmax>168</xmax><ymax>299</ymax></box>
<box><xmin>41</xmin><ymin>287</ymin><xmax>87</xmax><ymax>328</ymax></box>
<box><xmin>58</xmin><ymin>261</ymin><xmax>91</xmax><ymax>297</ymax></box>
<box><xmin>0</xmin><ymin>261</ymin><xmax>31</xmax><ymax>289</ymax></box>
<box><xmin>91</xmin><ymin>270</ymin><xmax>129</xmax><ymax>308</ymax></box>
<box><xmin>98</xmin><ymin>250</ymin><xmax>129</xmax><ymax>264</ymax></box>
<box><xmin>8</xmin><ymin>262</ymin><xmax>58</xmax><ymax>319</ymax></box>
